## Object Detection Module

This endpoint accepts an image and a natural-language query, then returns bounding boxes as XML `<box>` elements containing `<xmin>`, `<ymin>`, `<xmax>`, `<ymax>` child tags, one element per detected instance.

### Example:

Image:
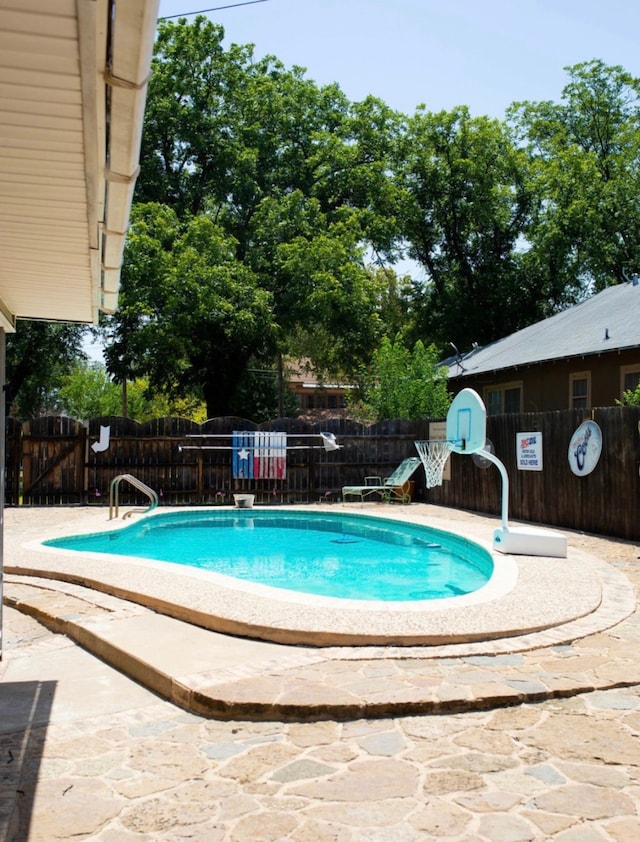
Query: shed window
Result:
<box><xmin>621</xmin><ymin>364</ymin><xmax>640</xmax><ymax>398</ymax></box>
<box><xmin>569</xmin><ymin>372</ymin><xmax>590</xmax><ymax>410</ymax></box>
<box><xmin>485</xmin><ymin>382</ymin><xmax>522</xmax><ymax>415</ymax></box>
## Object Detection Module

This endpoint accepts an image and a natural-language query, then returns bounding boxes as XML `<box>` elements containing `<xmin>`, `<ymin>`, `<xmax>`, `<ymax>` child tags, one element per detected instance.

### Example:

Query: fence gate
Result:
<box><xmin>21</xmin><ymin>416</ymin><xmax>87</xmax><ymax>505</ymax></box>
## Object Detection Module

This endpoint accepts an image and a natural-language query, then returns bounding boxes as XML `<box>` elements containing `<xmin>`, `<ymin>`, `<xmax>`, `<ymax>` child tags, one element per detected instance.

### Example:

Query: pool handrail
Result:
<box><xmin>109</xmin><ymin>474</ymin><xmax>159</xmax><ymax>520</ymax></box>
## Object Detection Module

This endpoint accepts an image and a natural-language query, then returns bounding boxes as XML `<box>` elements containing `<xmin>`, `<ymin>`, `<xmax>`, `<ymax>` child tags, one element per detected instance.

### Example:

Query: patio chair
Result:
<box><xmin>342</xmin><ymin>456</ymin><xmax>421</xmax><ymax>504</ymax></box>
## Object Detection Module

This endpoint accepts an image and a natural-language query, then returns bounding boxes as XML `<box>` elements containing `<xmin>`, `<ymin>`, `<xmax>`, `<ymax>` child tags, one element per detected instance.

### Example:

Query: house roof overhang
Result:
<box><xmin>441</xmin><ymin>281</ymin><xmax>640</xmax><ymax>382</ymax></box>
<box><xmin>446</xmin><ymin>344</ymin><xmax>640</xmax><ymax>385</ymax></box>
<box><xmin>0</xmin><ymin>0</ymin><xmax>159</xmax><ymax>333</ymax></box>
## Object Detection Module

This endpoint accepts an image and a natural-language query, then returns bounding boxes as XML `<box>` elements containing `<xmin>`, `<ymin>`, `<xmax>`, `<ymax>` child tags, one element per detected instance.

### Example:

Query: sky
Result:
<box><xmin>157</xmin><ymin>0</ymin><xmax>640</xmax><ymax>119</ymax></box>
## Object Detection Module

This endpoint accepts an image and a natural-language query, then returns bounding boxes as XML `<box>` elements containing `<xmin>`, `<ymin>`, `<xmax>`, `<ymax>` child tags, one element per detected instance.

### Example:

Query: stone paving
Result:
<box><xmin>1</xmin><ymin>507</ymin><xmax>640</xmax><ymax>839</ymax></box>
<box><xmin>3</xmin><ymin>605</ymin><xmax>640</xmax><ymax>841</ymax></box>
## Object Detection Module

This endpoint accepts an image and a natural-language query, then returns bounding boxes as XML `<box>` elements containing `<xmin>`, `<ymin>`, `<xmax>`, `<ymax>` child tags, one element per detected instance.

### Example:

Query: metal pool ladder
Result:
<box><xmin>109</xmin><ymin>474</ymin><xmax>159</xmax><ymax>520</ymax></box>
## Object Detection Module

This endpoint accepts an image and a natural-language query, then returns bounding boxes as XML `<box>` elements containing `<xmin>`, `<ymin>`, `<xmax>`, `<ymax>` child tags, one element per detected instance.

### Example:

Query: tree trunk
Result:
<box><xmin>202</xmin><ymin>357</ymin><xmax>248</xmax><ymax>418</ymax></box>
<box><xmin>277</xmin><ymin>352</ymin><xmax>284</xmax><ymax>418</ymax></box>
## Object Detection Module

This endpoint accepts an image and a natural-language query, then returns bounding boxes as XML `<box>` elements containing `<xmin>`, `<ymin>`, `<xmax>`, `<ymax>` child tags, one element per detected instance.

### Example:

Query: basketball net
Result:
<box><xmin>415</xmin><ymin>440</ymin><xmax>452</xmax><ymax>489</ymax></box>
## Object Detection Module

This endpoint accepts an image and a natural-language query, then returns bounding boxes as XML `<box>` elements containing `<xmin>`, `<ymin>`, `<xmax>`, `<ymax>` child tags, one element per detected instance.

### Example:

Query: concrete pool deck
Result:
<box><xmin>2</xmin><ymin>503</ymin><xmax>638</xmax><ymax>721</ymax></box>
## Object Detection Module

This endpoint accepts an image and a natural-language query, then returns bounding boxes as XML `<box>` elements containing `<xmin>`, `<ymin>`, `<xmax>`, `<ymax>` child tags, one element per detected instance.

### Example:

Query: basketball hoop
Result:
<box><xmin>415</xmin><ymin>440</ymin><xmax>452</xmax><ymax>488</ymax></box>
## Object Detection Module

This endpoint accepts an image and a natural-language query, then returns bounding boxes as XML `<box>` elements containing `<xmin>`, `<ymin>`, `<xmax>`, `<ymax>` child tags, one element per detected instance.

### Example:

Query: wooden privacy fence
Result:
<box><xmin>8</xmin><ymin>415</ymin><xmax>430</xmax><ymax>508</ymax></box>
<box><xmin>5</xmin><ymin>407</ymin><xmax>640</xmax><ymax>541</ymax></box>
<box><xmin>428</xmin><ymin>406</ymin><xmax>640</xmax><ymax>542</ymax></box>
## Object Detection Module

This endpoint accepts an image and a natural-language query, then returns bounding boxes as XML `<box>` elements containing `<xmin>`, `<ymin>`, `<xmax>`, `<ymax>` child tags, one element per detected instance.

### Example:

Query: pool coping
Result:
<box><xmin>4</xmin><ymin>504</ymin><xmax>635</xmax><ymax>648</ymax></box>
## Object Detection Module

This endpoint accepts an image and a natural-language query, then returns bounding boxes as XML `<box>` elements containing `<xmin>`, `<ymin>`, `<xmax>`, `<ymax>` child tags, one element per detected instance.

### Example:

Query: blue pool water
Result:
<box><xmin>45</xmin><ymin>510</ymin><xmax>493</xmax><ymax>602</ymax></box>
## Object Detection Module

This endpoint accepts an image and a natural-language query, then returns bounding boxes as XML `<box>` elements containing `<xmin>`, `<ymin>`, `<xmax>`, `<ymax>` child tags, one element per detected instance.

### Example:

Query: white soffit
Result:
<box><xmin>0</xmin><ymin>0</ymin><xmax>159</xmax><ymax>332</ymax></box>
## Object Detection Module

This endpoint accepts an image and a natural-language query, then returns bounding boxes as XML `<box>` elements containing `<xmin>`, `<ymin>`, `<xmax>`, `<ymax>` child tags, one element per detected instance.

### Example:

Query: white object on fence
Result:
<box><xmin>91</xmin><ymin>425</ymin><xmax>111</xmax><ymax>453</ymax></box>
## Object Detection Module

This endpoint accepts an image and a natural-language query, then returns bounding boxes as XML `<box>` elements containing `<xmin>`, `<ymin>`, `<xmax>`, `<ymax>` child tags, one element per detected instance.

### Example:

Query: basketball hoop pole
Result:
<box><xmin>479</xmin><ymin>449</ymin><xmax>509</xmax><ymax>530</ymax></box>
<box><xmin>445</xmin><ymin>388</ymin><xmax>566</xmax><ymax>557</ymax></box>
<box><xmin>447</xmin><ymin>437</ymin><xmax>510</xmax><ymax>530</ymax></box>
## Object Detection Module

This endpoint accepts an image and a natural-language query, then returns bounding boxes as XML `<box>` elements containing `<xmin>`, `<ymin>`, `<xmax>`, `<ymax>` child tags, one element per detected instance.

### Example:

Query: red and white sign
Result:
<box><xmin>516</xmin><ymin>432</ymin><xmax>543</xmax><ymax>471</ymax></box>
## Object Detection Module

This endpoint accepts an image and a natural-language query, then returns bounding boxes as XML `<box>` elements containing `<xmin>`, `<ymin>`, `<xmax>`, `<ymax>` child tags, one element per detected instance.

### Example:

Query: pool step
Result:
<box><xmin>4</xmin><ymin>575</ymin><xmax>640</xmax><ymax>722</ymax></box>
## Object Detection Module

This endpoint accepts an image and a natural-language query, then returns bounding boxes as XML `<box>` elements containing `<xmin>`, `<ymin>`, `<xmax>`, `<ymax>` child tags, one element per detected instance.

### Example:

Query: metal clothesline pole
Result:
<box><xmin>178</xmin><ymin>444</ymin><xmax>336</xmax><ymax>451</ymax></box>
<box><xmin>184</xmin><ymin>433</ymin><xmax>337</xmax><ymax>439</ymax></box>
<box><xmin>180</xmin><ymin>432</ymin><xmax>341</xmax><ymax>452</ymax></box>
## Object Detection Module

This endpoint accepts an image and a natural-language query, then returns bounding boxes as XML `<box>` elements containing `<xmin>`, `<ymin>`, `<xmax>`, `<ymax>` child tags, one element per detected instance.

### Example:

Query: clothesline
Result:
<box><xmin>180</xmin><ymin>431</ymin><xmax>341</xmax><ymax>452</ymax></box>
<box><xmin>177</xmin><ymin>430</ymin><xmax>341</xmax><ymax>480</ymax></box>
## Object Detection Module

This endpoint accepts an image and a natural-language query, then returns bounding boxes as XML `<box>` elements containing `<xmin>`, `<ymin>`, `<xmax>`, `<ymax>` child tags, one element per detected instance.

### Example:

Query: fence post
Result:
<box><xmin>197</xmin><ymin>451</ymin><xmax>203</xmax><ymax>503</ymax></box>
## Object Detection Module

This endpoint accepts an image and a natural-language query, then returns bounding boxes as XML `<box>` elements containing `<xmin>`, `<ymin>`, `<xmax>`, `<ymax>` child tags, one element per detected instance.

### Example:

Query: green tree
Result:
<box><xmin>102</xmin><ymin>202</ymin><xmax>179</xmax><ymax>391</ymax></box>
<box><xmin>350</xmin><ymin>336</ymin><xmax>450</xmax><ymax>422</ymax></box>
<box><xmin>56</xmin><ymin>362</ymin><xmax>123</xmax><ymax>419</ymax></box>
<box><xmin>250</xmin><ymin>194</ymin><xmax>385</xmax><ymax>377</ymax></box>
<box><xmin>56</xmin><ymin>361</ymin><xmax>207</xmax><ymax>422</ymax></box>
<box><xmin>286</xmin><ymin>263</ymin><xmax>414</xmax><ymax>384</ymax></box>
<box><xmin>394</xmin><ymin>106</ymin><xmax>536</xmax><ymax>351</ymax></box>
<box><xmin>366</xmin><ymin>266</ymin><xmax>416</xmax><ymax>341</ymax></box>
<box><xmin>118</xmin><ymin>17</ymin><xmax>400</xmax><ymax>414</ymax></box>
<box><xmin>6</xmin><ymin>322</ymin><xmax>87</xmax><ymax>419</ymax></box>
<box><xmin>104</xmin><ymin>205</ymin><xmax>277</xmax><ymax>418</ymax></box>
<box><xmin>138</xmin><ymin>18</ymin><xmax>402</xmax><ymax>248</ymax></box>
<box><xmin>508</xmin><ymin>60</ymin><xmax>640</xmax><ymax>292</ymax></box>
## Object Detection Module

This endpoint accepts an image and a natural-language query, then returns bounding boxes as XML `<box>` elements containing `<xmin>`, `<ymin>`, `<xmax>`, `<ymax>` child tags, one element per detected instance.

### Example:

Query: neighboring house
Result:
<box><xmin>442</xmin><ymin>277</ymin><xmax>640</xmax><ymax>413</ymax></box>
<box><xmin>285</xmin><ymin>359</ymin><xmax>351</xmax><ymax>415</ymax></box>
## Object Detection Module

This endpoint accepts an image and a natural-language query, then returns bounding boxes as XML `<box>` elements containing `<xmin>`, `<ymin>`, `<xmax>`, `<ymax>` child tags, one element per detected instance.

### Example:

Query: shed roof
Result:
<box><xmin>0</xmin><ymin>0</ymin><xmax>159</xmax><ymax>332</ymax></box>
<box><xmin>445</xmin><ymin>279</ymin><xmax>640</xmax><ymax>379</ymax></box>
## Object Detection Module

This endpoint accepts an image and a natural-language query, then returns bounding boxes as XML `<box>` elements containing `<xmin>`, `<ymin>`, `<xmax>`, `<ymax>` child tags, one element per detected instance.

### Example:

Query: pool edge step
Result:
<box><xmin>5</xmin><ymin>577</ymin><xmax>640</xmax><ymax>723</ymax></box>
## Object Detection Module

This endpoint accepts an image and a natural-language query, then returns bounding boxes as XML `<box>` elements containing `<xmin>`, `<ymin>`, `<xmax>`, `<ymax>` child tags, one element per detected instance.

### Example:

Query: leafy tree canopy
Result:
<box><xmin>6</xmin><ymin>322</ymin><xmax>87</xmax><ymax>419</ymax></box>
<box><xmin>54</xmin><ymin>361</ymin><xmax>207</xmax><ymax>422</ymax></box>
<box><xmin>508</xmin><ymin>60</ymin><xmax>640</xmax><ymax>294</ymax></box>
<box><xmin>103</xmin><ymin>37</ymin><xmax>640</xmax><ymax>420</ymax></box>
<box><xmin>138</xmin><ymin>16</ymin><xmax>403</xmax><ymax>254</ymax></box>
<box><xmin>393</xmin><ymin>106</ymin><xmax>537</xmax><ymax>351</ymax></box>
<box><xmin>619</xmin><ymin>382</ymin><xmax>640</xmax><ymax>407</ymax></box>
<box><xmin>109</xmin><ymin>17</ymin><xmax>403</xmax><ymax>416</ymax></box>
<box><xmin>104</xmin><ymin>203</ymin><xmax>276</xmax><ymax>418</ymax></box>
<box><xmin>349</xmin><ymin>336</ymin><xmax>450</xmax><ymax>422</ymax></box>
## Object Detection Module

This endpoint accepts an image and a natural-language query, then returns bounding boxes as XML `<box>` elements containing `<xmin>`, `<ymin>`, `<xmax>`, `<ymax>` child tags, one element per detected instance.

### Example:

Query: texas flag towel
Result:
<box><xmin>233</xmin><ymin>432</ymin><xmax>286</xmax><ymax>479</ymax></box>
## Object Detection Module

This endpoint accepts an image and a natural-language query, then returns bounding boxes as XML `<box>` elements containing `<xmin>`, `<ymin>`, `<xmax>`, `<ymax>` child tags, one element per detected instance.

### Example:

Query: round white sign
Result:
<box><xmin>472</xmin><ymin>438</ymin><xmax>495</xmax><ymax>469</ymax></box>
<box><xmin>568</xmin><ymin>420</ymin><xmax>602</xmax><ymax>476</ymax></box>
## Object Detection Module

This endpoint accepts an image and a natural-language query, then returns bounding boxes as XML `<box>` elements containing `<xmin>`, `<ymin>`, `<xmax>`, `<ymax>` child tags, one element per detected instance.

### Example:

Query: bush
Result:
<box><xmin>620</xmin><ymin>383</ymin><xmax>640</xmax><ymax>407</ymax></box>
<box><xmin>348</xmin><ymin>337</ymin><xmax>451</xmax><ymax>421</ymax></box>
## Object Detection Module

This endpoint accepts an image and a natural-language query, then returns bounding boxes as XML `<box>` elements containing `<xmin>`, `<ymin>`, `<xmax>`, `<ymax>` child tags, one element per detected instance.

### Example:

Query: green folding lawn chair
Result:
<box><xmin>342</xmin><ymin>456</ymin><xmax>420</xmax><ymax>504</ymax></box>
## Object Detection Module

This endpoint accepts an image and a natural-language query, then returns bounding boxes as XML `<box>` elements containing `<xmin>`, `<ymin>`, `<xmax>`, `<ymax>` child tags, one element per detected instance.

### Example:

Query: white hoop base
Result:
<box><xmin>415</xmin><ymin>440</ymin><xmax>452</xmax><ymax>488</ymax></box>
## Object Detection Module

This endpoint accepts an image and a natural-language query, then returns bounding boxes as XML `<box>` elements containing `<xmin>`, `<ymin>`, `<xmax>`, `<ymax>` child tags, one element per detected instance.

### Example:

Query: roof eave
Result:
<box><xmin>448</xmin><ymin>342</ymin><xmax>640</xmax><ymax>380</ymax></box>
<box><xmin>86</xmin><ymin>0</ymin><xmax>159</xmax><ymax>319</ymax></box>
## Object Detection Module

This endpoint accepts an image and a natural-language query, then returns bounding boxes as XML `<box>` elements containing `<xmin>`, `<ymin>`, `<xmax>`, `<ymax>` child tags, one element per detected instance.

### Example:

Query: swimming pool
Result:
<box><xmin>45</xmin><ymin>509</ymin><xmax>493</xmax><ymax>602</ymax></box>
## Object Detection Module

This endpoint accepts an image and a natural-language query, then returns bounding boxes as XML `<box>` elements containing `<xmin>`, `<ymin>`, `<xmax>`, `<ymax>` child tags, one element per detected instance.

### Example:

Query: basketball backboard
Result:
<box><xmin>446</xmin><ymin>388</ymin><xmax>487</xmax><ymax>454</ymax></box>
